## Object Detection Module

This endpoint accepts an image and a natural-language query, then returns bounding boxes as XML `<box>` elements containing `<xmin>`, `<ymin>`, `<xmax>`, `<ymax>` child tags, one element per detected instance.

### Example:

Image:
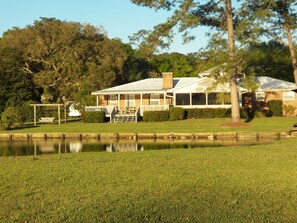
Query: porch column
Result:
<box><xmin>190</xmin><ymin>93</ymin><xmax>192</xmax><ymax>106</ymax></box>
<box><xmin>96</xmin><ymin>95</ymin><xmax>99</xmax><ymax>106</ymax></box>
<box><xmin>118</xmin><ymin>94</ymin><xmax>120</xmax><ymax>111</ymax></box>
<box><xmin>173</xmin><ymin>92</ymin><xmax>176</xmax><ymax>106</ymax></box>
<box><xmin>206</xmin><ymin>93</ymin><xmax>209</xmax><ymax>105</ymax></box>
<box><xmin>163</xmin><ymin>92</ymin><xmax>166</xmax><ymax>109</ymax></box>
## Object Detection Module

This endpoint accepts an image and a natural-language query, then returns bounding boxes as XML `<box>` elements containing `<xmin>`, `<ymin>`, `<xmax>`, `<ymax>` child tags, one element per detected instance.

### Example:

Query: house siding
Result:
<box><xmin>266</xmin><ymin>91</ymin><xmax>297</xmax><ymax>116</ymax></box>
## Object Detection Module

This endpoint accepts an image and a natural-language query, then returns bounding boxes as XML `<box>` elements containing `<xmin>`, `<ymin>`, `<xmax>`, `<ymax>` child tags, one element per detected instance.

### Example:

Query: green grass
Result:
<box><xmin>1</xmin><ymin>116</ymin><xmax>296</xmax><ymax>133</ymax></box>
<box><xmin>1</xmin><ymin>139</ymin><xmax>297</xmax><ymax>222</ymax></box>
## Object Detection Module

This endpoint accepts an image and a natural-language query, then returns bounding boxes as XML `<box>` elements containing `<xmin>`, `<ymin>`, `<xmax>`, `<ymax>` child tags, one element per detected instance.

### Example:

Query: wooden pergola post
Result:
<box><xmin>58</xmin><ymin>104</ymin><xmax>61</xmax><ymax>125</ymax></box>
<box><xmin>30</xmin><ymin>104</ymin><xmax>66</xmax><ymax>126</ymax></box>
<box><xmin>33</xmin><ymin>105</ymin><xmax>37</xmax><ymax>126</ymax></box>
<box><xmin>64</xmin><ymin>107</ymin><xmax>67</xmax><ymax>123</ymax></box>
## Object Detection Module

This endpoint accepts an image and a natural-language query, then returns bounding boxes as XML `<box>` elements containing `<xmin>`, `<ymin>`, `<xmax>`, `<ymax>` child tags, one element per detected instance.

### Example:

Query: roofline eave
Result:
<box><xmin>91</xmin><ymin>90</ymin><xmax>168</xmax><ymax>95</ymax></box>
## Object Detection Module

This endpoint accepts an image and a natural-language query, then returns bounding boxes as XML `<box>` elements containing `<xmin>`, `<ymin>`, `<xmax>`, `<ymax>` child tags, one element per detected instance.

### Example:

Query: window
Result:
<box><xmin>208</xmin><ymin>93</ymin><xmax>218</xmax><ymax>105</ymax></box>
<box><xmin>176</xmin><ymin>93</ymin><xmax>190</xmax><ymax>105</ymax></box>
<box><xmin>150</xmin><ymin>94</ymin><xmax>160</xmax><ymax>105</ymax></box>
<box><xmin>109</xmin><ymin>95</ymin><xmax>117</xmax><ymax>105</ymax></box>
<box><xmin>125</xmin><ymin>94</ymin><xmax>135</xmax><ymax>107</ymax></box>
<box><xmin>255</xmin><ymin>92</ymin><xmax>265</xmax><ymax>101</ymax></box>
<box><xmin>192</xmin><ymin>93</ymin><xmax>206</xmax><ymax>105</ymax></box>
<box><xmin>283</xmin><ymin>91</ymin><xmax>295</xmax><ymax>100</ymax></box>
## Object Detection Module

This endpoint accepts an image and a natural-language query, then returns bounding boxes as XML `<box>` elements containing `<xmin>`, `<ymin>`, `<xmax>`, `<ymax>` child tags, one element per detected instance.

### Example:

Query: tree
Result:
<box><xmin>131</xmin><ymin>0</ymin><xmax>243</xmax><ymax>122</ymax></box>
<box><xmin>245</xmin><ymin>41</ymin><xmax>294</xmax><ymax>82</ymax></box>
<box><xmin>150</xmin><ymin>52</ymin><xmax>196</xmax><ymax>77</ymax></box>
<box><xmin>0</xmin><ymin>18</ymin><xmax>129</xmax><ymax>103</ymax></box>
<box><xmin>242</xmin><ymin>0</ymin><xmax>297</xmax><ymax>84</ymax></box>
<box><xmin>0</xmin><ymin>47</ymin><xmax>37</xmax><ymax>112</ymax></box>
<box><xmin>120</xmin><ymin>44</ymin><xmax>151</xmax><ymax>83</ymax></box>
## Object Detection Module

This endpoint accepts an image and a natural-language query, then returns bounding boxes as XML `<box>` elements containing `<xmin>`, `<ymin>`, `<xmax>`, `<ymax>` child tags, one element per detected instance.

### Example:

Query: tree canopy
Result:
<box><xmin>241</xmin><ymin>0</ymin><xmax>297</xmax><ymax>83</ymax></box>
<box><xmin>0</xmin><ymin>18</ymin><xmax>129</xmax><ymax>103</ymax></box>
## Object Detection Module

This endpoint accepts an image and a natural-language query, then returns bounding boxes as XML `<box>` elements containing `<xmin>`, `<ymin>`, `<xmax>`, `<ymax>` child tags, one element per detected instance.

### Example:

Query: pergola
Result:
<box><xmin>30</xmin><ymin>104</ymin><xmax>67</xmax><ymax>125</ymax></box>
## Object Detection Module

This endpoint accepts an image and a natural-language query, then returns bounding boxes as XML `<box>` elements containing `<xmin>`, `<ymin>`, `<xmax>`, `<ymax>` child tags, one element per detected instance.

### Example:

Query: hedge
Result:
<box><xmin>267</xmin><ymin>100</ymin><xmax>283</xmax><ymax>116</ymax></box>
<box><xmin>169</xmin><ymin>107</ymin><xmax>185</xmax><ymax>121</ymax></box>
<box><xmin>81</xmin><ymin>111</ymin><xmax>105</xmax><ymax>123</ymax></box>
<box><xmin>186</xmin><ymin>108</ymin><xmax>231</xmax><ymax>119</ymax></box>
<box><xmin>143</xmin><ymin>111</ymin><xmax>169</xmax><ymax>122</ymax></box>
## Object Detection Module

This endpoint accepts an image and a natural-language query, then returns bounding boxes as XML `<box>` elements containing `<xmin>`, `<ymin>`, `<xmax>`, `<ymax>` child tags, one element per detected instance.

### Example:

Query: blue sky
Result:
<box><xmin>0</xmin><ymin>0</ymin><xmax>210</xmax><ymax>54</ymax></box>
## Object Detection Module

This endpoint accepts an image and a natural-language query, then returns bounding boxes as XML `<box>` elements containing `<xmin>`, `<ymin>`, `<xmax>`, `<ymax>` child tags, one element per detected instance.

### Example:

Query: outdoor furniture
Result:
<box><xmin>38</xmin><ymin>117</ymin><xmax>56</xmax><ymax>123</ymax></box>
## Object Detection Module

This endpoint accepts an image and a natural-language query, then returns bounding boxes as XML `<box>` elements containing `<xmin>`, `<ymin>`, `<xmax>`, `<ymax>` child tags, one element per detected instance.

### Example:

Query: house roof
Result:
<box><xmin>91</xmin><ymin>74</ymin><xmax>297</xmax><ymax>95</ymax></box>
<box><xmin>91</xmin><ymin>77</ymin><xmax>198</xmax><ymax>95</ymax></box>
<box><xmin>254</xmin><ymin>76</ymin><xmax>297</xmax><ymax>91</ymax></box>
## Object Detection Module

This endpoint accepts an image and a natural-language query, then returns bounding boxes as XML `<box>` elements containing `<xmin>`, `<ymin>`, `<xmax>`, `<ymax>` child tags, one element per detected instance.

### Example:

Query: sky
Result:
<box><xmin>0</xmin><ymin>0</ymin><xmax>210</xmax><ymax>54</ymax></box>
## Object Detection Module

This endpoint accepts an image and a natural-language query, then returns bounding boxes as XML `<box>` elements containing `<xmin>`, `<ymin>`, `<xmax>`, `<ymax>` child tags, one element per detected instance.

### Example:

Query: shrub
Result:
<box><xmin>186</xmin><ymin>108</ymin><xmax>231</xmax><ymax>119</ymax></box>
<box><xmin>267</xmin><ymin>100</ymin><xmax>283</xmax><ymax>116</ymax></box>
<box><xmin>20</xmin><ymin>101</ymin><xmax>35</xmax><ymax>122</ymax></box>
<box><xmin>241</xmin><ymin>107</ymin><xmax>267</xmax><ymax>119</ymax></box>
<box><xmin>0</xmin><ymin>106</ymin><xmax>25</xmax><ymax>130</ymax></box>
<box><xmin>143</xmin><ymin>111</ymin><xmax>169</xmax><ymax>122</ymax></box>
<box><xmin>169</xmin><ymin>107</ymin><xmax>185</xmax><ymax>121</ymax></box>
<box><xmin>81</xmin><ymin>111</ymin><xmax>105</xmax><ymax>123</ymax></box>
<box><xmin>282</xmin><ymin>104</ymin><xmax>296</xmax><ymax>117</ymax></box>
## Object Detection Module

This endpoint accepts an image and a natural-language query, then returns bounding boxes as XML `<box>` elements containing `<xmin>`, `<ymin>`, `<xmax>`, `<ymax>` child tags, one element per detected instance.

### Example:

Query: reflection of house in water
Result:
<box><xmin>69</xmin><ymin>142</ymin><xmax>82</xmax><ymax>153</ymax></box>
<box><xmin>39</xmin><ymin>142</ymin><xmax>55</xmax><ymax>153</ymax></box>
<box><xmin>106</xmin><ymin>143</ymin><xmax>143</xmax><ymax>152</ymax></box>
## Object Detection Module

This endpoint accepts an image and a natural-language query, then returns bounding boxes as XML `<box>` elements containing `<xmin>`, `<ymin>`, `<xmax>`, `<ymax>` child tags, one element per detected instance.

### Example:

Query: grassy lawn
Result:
<box><xmin>1</xmin><ymin>139</ymin><xmax>297</xmax><ymax>222</ymax></box>
<box><xmin>1</xmin><ymin>116</ymin><xmax>296</xmax><ymax>133</ymax></box>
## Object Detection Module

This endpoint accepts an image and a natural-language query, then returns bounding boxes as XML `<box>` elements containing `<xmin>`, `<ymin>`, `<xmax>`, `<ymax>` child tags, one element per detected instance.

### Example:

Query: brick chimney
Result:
<box><xmin>162</xmin><ymin>72</ymin><xmax>173</xmax><ymax>89</ymax></box>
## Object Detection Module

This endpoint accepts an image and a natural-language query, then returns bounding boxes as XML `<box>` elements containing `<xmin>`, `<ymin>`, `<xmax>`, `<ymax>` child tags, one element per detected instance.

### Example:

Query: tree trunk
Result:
<box><xmin>284</xmin><ymin>23</ymin><xmax>297</xmax><ymax>85</ymax></box>
<box><xmin>226</xmin><ymin>0</ymin><xmax>240</xmax><ymax>122</ymax></box>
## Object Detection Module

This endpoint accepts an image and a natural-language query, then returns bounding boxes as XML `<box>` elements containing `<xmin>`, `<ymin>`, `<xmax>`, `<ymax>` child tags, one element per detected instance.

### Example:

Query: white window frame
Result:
<box><xmin>283</xmin><ymin>91</ymin><xmax>295</xmax><ymax>101</ymax></box>
<box><xmin>109</xmin><ymin>95</ymin><xmax>117</xmax><ymax>106</ymax></box>
<box><xmin>255</xmin><ymin>92</ymin><xmax>265</xmax><ymax>101</ymax></box>
<box><xmin>125</xmin><ymin>94</ymin><xmax>135</xmax><ymax>107</ymax></box>
<box><xmin>150</xmin><ymin>94</ymin><xmax>160</xmax><ymax>105</ymax></box>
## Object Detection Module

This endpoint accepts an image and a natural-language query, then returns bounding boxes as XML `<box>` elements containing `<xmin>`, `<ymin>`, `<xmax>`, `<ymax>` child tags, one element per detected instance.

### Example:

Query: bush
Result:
<box><xmin>143</xmin><ymin>111</ymin><xmax>169</xmax><ymax>122</ymax></box>
<box><xmin>283</xmin><ymin>104</ymin><xmax>296</xmax><ymax>116</ymax></box>
<box><xmin>169</xmin><ymin>107</ymin><xmax>185</xmax><ymax>121</ymax></box>
<box><xmin>81</xmin><ymin>111</ymin><xmax>105</xmax><ymax>123</ymax></box>
<box><xmin>267</xmin><ymin>100</ymin><xmax>283</xmax><ymax>116</ymax></box>
<box><xmin>186</xmin><ymin>108</ymin><xmax>231</xmax><ymax>119</ymax></box>
<box><xmin>20</xmin><ymin>101</ymin><xmax>36</xmax><ymax>122</ymax></box>
<box><xmin>0</xmin><ymin>106</ymin><xmax>25</xmax><ymax>130</ymax></box>
<box><xmin>241</xmin><ymin>108</ymin><xmax>267</xmax><ymax>119</ymax></box>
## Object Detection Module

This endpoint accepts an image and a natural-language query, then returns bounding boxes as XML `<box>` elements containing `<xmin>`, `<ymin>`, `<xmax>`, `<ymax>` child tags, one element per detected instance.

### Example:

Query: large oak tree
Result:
<box><xmin>1</xmin><ymin>18</ymin><xmax>129</xmax><ymax>103</ymax></box>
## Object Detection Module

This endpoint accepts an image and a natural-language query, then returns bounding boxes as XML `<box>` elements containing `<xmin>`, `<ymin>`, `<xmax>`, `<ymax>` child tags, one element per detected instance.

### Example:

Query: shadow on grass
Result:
<box><xmin>65</xmin><ymin>118</ymin><xmax>81</xmax><ymax>123</ymax></box>
<box><xmin>4</xmin><ymin>124</ymin><xmax>40</xmax><ymax>131</ymax></box>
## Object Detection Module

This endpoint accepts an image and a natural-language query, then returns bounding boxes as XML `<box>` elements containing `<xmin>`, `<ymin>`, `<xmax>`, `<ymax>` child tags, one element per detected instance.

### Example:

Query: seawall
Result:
<box><xmin>0</xmin><ymin>131</ymin><xmax>294</xmax><ymax>141</ymax></box>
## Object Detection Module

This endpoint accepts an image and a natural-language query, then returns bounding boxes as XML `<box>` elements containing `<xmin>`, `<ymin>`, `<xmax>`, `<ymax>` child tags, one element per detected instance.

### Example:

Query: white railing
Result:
<box><xmin>85</xmin><ymin>106</ymin><xmax>106</xmax><ymax>112</ymax></box>
<box><xmin>140</xmin><ymin>105</ymin><xmax>170</xmax><ymax>116</ymax></box>
<box><xmin>85</xmin><ymin>105</ymin><xmax>115</xmax><ymax>117</ymax></box>
<box><xmin>85</xmin><ymin>105</ymin><xmax>116</xmax><ymax>123</ymax></box>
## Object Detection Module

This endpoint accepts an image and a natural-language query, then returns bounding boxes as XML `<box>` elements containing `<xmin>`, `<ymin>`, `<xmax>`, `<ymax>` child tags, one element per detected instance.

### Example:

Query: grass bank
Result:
<box><xmin>1</xmin><ymin>117</ymin><xmax>296</xmax><ymax>133</ymax></box>
<box><xmin>1</xmin><ymin>139</ymin><xmax>297</xmax><ymax>222</ymax></box>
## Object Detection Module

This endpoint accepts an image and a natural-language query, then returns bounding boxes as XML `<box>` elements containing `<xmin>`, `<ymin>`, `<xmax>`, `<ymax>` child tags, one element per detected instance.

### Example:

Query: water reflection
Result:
<box><xmin>69</xmin><ymin>142</ymin><xmax>83</xmax><ymax>153</ymax></box>
<box><xmin>106</xmin><ymin>143</ymin><xmax>143</xmax><ymax>152</ymax></box>
<box><xmin>0</xmin><ymin>138</ymin><xmax>277</xmax><ymax>157</ymax></box>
